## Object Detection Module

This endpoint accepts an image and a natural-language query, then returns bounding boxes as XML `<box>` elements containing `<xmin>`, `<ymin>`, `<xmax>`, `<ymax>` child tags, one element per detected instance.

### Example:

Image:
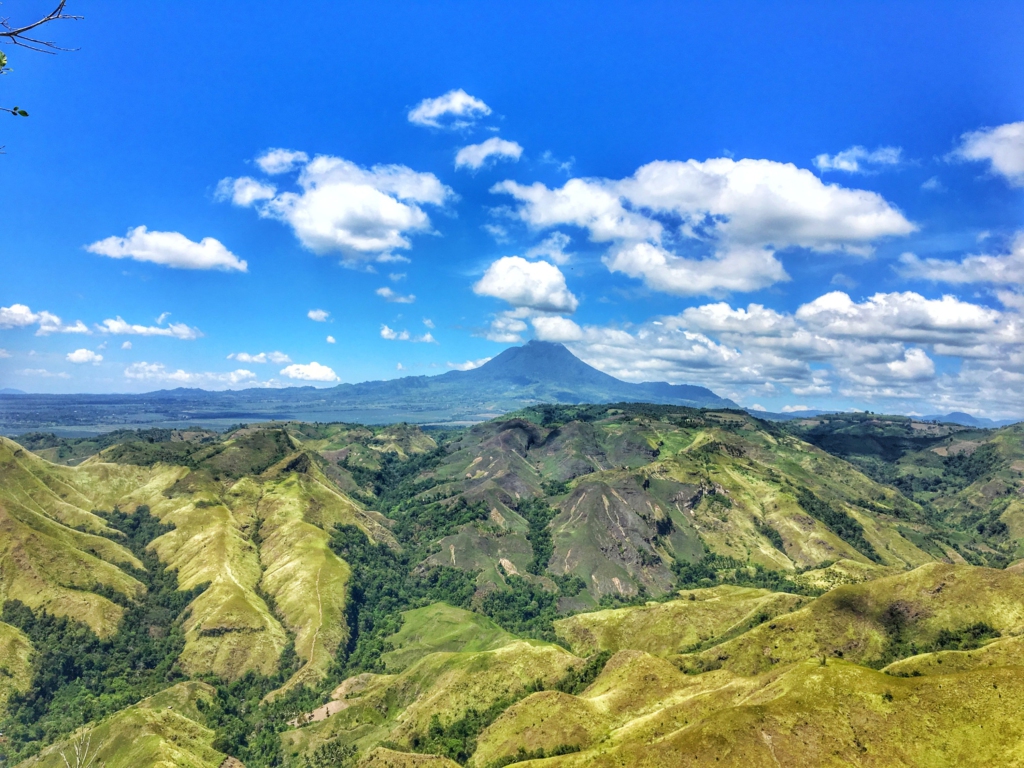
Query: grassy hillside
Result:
<box><xmin>554</xmin><ymin>585</ymin><xmax>808</xmax><ymax>656</ymax></box>
<box><xmin>0</xmin><ymin>621</ymin><xmax>33</xmax><ymax>712</ymax></box>
<box><xmin>787</xmin><ymin>414</ymin><xmax>1024</xmax><ymax>566</ymax></box>
<box><xmin>3</xmin><ymin>407</ymin><xmax>1022</xmax><ymax>768</ymax></box>
<box><xmin>16</xmin><ymin>682</ymin><xmax>228</xmax><ymax>768</ymax></box>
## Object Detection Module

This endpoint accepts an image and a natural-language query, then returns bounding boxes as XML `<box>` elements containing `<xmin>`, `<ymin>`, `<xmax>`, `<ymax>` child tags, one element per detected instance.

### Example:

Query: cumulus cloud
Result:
<box><xmin>124</xmin><ymin>362</ymin><xmax>256</xmax><ymax>387</ymax></box>
<box><xmin>121</xmin><ymin>341</ymin><xmax>132</xmax><ymax>350</ymax></box>
<box><xmin>530</xmin><ymin>286</ymin><xmax>1024</xmax><ymax>414</ymax></box>
<box><xmin>951</xmin><ymin>121</ymin><xmax>1024</xmax><ymax>187</ymax></box>
<box><xmin>215</xmin><ymin>176</ymin><xmax>276</xmax><ymax>206</ymax></box>
<box><xmin>97</xmin><ymin>317</ymin><xmax>202</xmax><ymax>340</ymax></box>
<box><xmin>408</xmin><ymin>89</ymin><xmax>491</xmax><ymax>129</ymax></box>
<box><xmin>493</xmin><ymin>157</ymin><xmax>914</xmax><ymax>297</ymax></box>
<box><xmin>531</xmin><ymin>315</ymin><xmax>584</xmax><ymax>342</ymax></box>
<box><xmin>308</xmin><ymin>309</ymin><xmax>330</xmax><ymax>322</ymax></box>
<box><xmin>326</xmin><ymin>335</ymin><xmax>336</xmax><ymax>344</ymax></box>
<box><xmin>447</xmin><ymin>357</ymin><xmax>493</xmax><ymax>371</ymax></box>
<box><xmin>66</xmin><ymin>349</ymin><xmax>102</xmax><ymax>364</ymax></box>
<box><xmin>481</xmin><ymin>311</ymin><xmax>529</xmax><ymax>343</ymax></box>
<box><xmin>255</xmin><ymin>148</ymin><xmax>310</xmax><ymax>175</ymax></box>
<box><xmin>219</xmin><ymin>154</ymin><xmax>453</xmax><ymax>263</ymax></box>
<box><xmin>0</xmin><ymin>349</ymin><xmax>10</xmax><ymax>358</ymax></box>
<box><xmin>605</xmin><ymin>242</ymin><xmax>788</xmax><ymax>296</ymax></box>
<box><xmin>813</xmin><ymin>146</ymin><xmax>902</xmax><ymax>173</ymax></box>
<box><xmin>900</xmin><ymin>232</ymin><xmax>1024</xmax><ymax>285</ymax></box>
<box><xmin>781</xmin><ymin>404</ymin><xmax>813</xmax><ymax>413</ymax></box>
<box><xmin>455</xmin><ymin>138</ymin><xmax>523</xmax><ymax>170</ymax></box>
<box><xmin>423</xmin><ymin>318</ymin><xmax>435</xmax><ymax>329</ymax></box>
<box><xmin>525</xmin><ymin>232</ymin><xmax>573</xmax><ymax>265</ymax></box>
<box><xmin>380</xmin><ymin>324</ymin><xmax>435</xmax><ymax>343</ymax></box>
<box><xmin>279</xmin><ymin>361</ymin><xmax>340</xmax><ymax>382</ymax></box>
<box><xmin>227</xmin><ymin>351</ymin><xmax>291</xmax><ymax>364</ymax></box>
<box><xmin>473</xmin><ymin>256</ymin><xmax>579</xmax><ymax>313</ymax></box>
<box><xmin>0</xmin><ymin>304</ymin><xmax>89</xmax><ymax>336</ymax></box>
<box><xmin>86</xmin><ymin>226</ymin><xmax>247</xmax><ymax>272</ymax></box>
<box><xmin>376</xmin><ymin>286</ymin><xmax>416</xmax><ymax>303</ymax></box>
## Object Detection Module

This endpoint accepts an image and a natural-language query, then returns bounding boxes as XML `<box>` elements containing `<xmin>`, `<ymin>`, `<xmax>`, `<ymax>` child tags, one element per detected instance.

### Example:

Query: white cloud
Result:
<box><xmin>493</xmin><ymin>156</ymin><xmax>915</xmax><ymax>296</ymax></box>
<box><xmin>66</xmin><ymin>348</ymin><xmax>102</xmax><ymax>364</ymax></box>
<box><xmin>900</xmin><ymin>232</ymin><xmax>1024</xmax><ymax>285</ymax></box>
<box><xmin>952</xmin><ymin>121</ymin><xmax>1024</xmax><ymax>187</ymax></box>
<box><xmin>408</xmin><ymin>88</ymin><xmax>491</xmax><ymax>129</ymax></box>
<box><xmin>124</xmin><ymin>362</ymin><xmax>256</xmax><ymax>387</ymax></box>
<box><xmin>97</xmin><ymin>317</ymin><xmax>202</xmax><ymax>340</ymax></box>
<box><xmin>795</xmin><ymin>291</ymin><xmax>1004</xmax><ymax>345</ymax></box>
<box><xmin>222</xmin><ymin>154</ymin><xmax>453</xmax><ymax>263</ymax></box>
<box><xmin>813</xmin><ymin>146</ymin><xmax>902</xmax><ymax>173</ymax></box>
<box><xmin>531</xmin><ymin>315</ymin><xmax>584</xmax><ymax>342</ymax></box>
<box><xmin>308</xmin><ymin>309</ymin><xmax>330</xmax><ymax>322</ymax></box>
<box><xmin>326</xmin><ymin>335</ymin><xmax>336</xmax><ymax>344</ymax></box>
<box><xmin>215</xmin><ymin>176</ymin><xmax>276</xmax><ymax>206</ymax></box>
<box><xmin>447</xmin><ymin>357</ymin><xmax>492</xmax><ymax>371</ymax></box>
<box><xmin>376</xmin><ymin>286</ymin><xmax>416</xmax><ymax>303</ymax></box>
<box><xmin>0</xmin><ymin>304</ymin><xmax>89</xmax><ymax>335</ymax></box>
<box><xmin>747</xmin><ymin>403</ymin><xmax>767</xmax><ymax>411</ymax></box>
<box><xmin>527</xmin><ymin>283</ymin><xmax>1024</xmax><ymax>414</ymax></box>
<box><xmin>0</xmin><ymin>304</ymin><xmax>40</xmax><ymax>329</ymax></box>
<box><xmin>525</xmin><ymin>232</ymin><xmax>573</xmax><ymax>265</ymax></box>
<box><xmin>389</xmin><ymin>272</ymin><xmax>407</xmax><ymax>281</ymax></box>
<box><xmin>255</xmin><ymin>148</ymin><xmax>310</xmax><ymax>175</ymax></box>
<box><xmin>473</xmin><ymin>256</ymin><xmax>579</xmax><ymax>313</ymax></box>
<box><xmin>396</xmin><ymin>362</ymin><xmax>404</xmax><ymax>371</ymax></box>
<box><xmin>423</xmin><ymin>318</ymin><xmax>435</xmax><ymax>329</ymax></box>
<box><xmin>483</xmin><ymin>224</ymin><xmax>510</xmax><ymax>243</ymax></box>
<box><xmin>121</xmin><ymin>341</ymin><xmax>132</xmax><ymax>350</ymax></box>
<box><xmin>482</xmin><ymin>312</ymin><xmax>529</xmax><ymax>343</ymax></box>
<box><xmin>17</xmin><ymin>368</ymin><xmax>70</xmax><ymax>379</ymax></box>
<box><xmin>781</xmin><ymin>404</ymin><xmax>812</xmax><ymax>413</ymax></box>
<box><xmin>455</xmin><ymin>138</ymin><xmax>523</xmax><ymax>170</ymax></box>
<box><xmin>86</xmin><ymin>226</ymin><xmax>247</xmax><ymax>272</ymax></box>
<box><xmin>0</xmin><ymin>349</ymin><xmax>10</xmax><ymax>358</ymax></box>
<box><xmin>155</xmin><ymin>312</ymin><xmax>171</xmax><ymax>325</ymax></box>
<box><xmin>380</xmin><ymin>325</ymin><xmax>435</xmax><ymax>343</ymax></box>
<box><xmin>227</xmin><ymin>351</ymin><xmax>292</xmax><ymax>364</ymax></box>
<box><xmin>279</xmin><ymin>361</ymin><xmax>340</xmax><ymax>382</ymax></box>
<box><xmin>605</xmin><ymin>242</ymin><xmax>788</xmax><ymax>296</ymax></box>
<box><xmin>921</xmin><ymin>176</ymin><xmax>946</xmax><ymax>192</ymax></box>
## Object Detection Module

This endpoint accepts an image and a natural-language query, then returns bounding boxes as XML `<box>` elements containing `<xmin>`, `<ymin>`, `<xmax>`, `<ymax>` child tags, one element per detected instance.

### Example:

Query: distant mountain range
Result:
<box><xmin>0</xmin><ymin>341</ymin><xmax>735</xmax><ymax>433</ymax></box>
<box><xmin>754</xmin><ymin>408</ymin><xmax>1017</xmax><ymax>428</ymax></box>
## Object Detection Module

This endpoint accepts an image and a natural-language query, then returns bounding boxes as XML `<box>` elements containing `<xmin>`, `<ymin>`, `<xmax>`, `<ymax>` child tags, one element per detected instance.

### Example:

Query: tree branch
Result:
<box><xmin>0</xmin><ymin>1</ymin><xmax>81</xmax><ymax>53</ymax></box>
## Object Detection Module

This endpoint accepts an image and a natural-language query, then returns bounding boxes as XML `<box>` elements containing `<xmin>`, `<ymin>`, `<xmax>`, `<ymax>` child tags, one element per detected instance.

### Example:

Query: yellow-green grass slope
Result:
<box><xmin>0</xmin><ymin>621</ymin><xmax>33</xmax><ymax>713</ymax></box>
<box><xmin>0</xmin><ymin>436</ymin><xmax>148</xmax><ymax>636</ymax></box>
<box><xmin>283</xmin><ymin>637</ymin><xmax>581</xmax><ymax>765</ymax></box>
<box><xmin>15</xmin><ymin>682</ymin><xmax>228</xmax><ymax>768</ymax></box>
<box><xmin>554</xmin><ymin>585</ymin><xmax>809</xmax><ymax>657</ymax></box>
<box><xmin>675</xmin><ymin>562</ymin><xmax>1024</xmax><ymax>675</ymax></box>
<box><xmin>107</xmin><ymin>440</ymin><xmax>382</xmax><ymax>686</ymax></box>
<box><xmin>478</xmin><ymin>654</ymin><xmax>1024</xmax><ymax>768</ymax></box>
<box><xmin>381</xmin><ymin>603</ymin><xmax>517</xmax><ymax>672</ymax></box>
<box><xmin>0</xmin><ymin>431</ymin><xmax>379</xmax><ymax>685</ymax></box>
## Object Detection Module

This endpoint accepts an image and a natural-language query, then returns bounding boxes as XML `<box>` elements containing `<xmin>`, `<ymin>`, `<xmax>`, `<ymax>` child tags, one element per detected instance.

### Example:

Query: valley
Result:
<box><xmin>1</xmin><ymin>403</ymin><xmax>1023</xmax><ymax>767</ymax></box>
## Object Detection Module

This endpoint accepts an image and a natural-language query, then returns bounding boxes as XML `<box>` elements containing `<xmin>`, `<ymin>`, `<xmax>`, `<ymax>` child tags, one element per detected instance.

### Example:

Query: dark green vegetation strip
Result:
<box><xmin>0</xmin><ymin>506</ymin><xmax>205</xmax><ymax>763</ymax></box>
<box><xmin>795</xmin><ymin>488</ymin><xmax>881</xmax><ymax>563</ymax></box>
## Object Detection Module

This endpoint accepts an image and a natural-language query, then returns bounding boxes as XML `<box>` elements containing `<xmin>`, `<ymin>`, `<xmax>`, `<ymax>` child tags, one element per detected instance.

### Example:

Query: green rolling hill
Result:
<box><xmin>1</xmin><ymin>404</ymin><xmax>1022</xmax><ymax>767</ymax></box>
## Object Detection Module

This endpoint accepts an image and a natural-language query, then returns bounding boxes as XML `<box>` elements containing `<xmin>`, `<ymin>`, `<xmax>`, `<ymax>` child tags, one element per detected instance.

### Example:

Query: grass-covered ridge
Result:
<box><xmin>3</xmin><ymin>407</ymin><xmax>1024</xmax><ymax>767</ymax></box>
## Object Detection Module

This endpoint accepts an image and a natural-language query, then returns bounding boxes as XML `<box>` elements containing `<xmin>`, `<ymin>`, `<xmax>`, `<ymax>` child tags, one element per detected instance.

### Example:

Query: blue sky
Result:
<box><xmin>2</xmin><ymin>1</ymin><xmax>1023</xmax><ymax>417</ymax></box>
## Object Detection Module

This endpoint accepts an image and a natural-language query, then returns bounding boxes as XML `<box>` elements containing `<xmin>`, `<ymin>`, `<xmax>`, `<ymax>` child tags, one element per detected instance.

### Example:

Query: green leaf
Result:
<box><xmin>17</xmin><ymin>109</ymin><xmax>29</xmax><ymax>117</ymax></box>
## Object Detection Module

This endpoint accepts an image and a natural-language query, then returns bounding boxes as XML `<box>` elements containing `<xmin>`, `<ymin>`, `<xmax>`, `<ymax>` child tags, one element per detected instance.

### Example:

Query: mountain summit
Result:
<box><xmin>0</xmin><ymin>341</ymin><xmax>735</xmax><ymax>431</ymax></box>
<box><xmin>445</xmin><ymin>340</ymin><xmax>735</xmax><ymax>409</ymax></box>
